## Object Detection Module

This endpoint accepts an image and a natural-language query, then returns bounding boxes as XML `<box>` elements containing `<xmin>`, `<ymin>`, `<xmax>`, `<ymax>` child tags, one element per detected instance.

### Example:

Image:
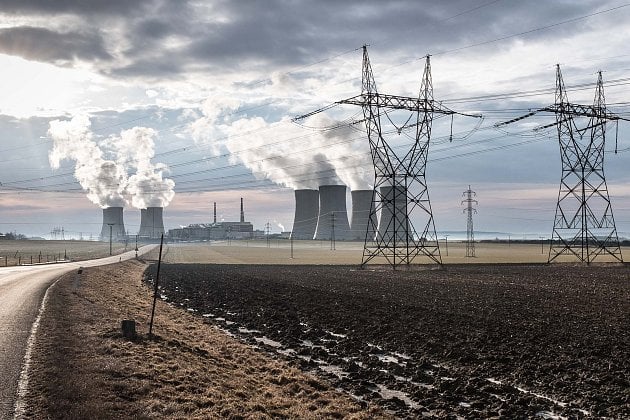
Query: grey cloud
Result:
<box><xmin>0</xmin><ymin>0</ymin><xmax>613</xmax><ymax>80</ymax></box>
<box><xmin>0</xmin><ymin>26</ymin><xmax>112</xmax><ymax>65</ymax></box>
<box><xmin>0</xmin><ymin>0</ymin><xmax>150</xmax><ymax>16</ymax></box>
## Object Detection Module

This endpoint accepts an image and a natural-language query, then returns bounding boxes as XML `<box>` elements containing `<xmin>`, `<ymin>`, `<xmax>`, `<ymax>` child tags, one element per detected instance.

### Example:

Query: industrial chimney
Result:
<box><xmin>100</xmin><ymin>207</ymin><xmax>126</xmax><ymax>242</ymax></box>
<box><xmin>314</xmin><ymin>185</ymin><xmax>351</xmax><ymax>241</ymax></box>
<box><xmin>138</xmin><ymin>207</ymin><xmax>165</xmax><ymax>239</ymax></box>
<box><xmin>350</xmin><ymin>189</ymin><xmax>375</xmax><ymax>241</ymax></box>
<box><xmin>213</xmin><ymin>202</ymin><xmax>217</xmax><ymax>224</ymax></box>
<box><xmin>291</xmin><ymin>189</ymin><xmax>319</xmax><ymax>240</ymax></box>
<box><xmin>378</xmin><ymin>185</ymin><xmax>410</xmax><ymax>243</ymax></box>
<box><xmin>240</xmin><ymin>197</ymin><xmax>245</xmax><ymax>223</ymax></box>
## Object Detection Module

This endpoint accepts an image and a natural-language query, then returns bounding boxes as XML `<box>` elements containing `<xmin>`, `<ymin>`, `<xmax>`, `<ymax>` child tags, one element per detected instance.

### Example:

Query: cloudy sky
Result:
<box><xmin>0</xmin><ymin>0</ymin><xmax>629</xmax><ymax>240</ymax></box>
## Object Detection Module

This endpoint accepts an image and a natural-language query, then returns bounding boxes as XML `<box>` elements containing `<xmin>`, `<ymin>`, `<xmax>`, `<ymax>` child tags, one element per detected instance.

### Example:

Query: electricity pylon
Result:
<box><xmin>462</xmin><ymin>186</ymin><xmax>477</xmax><ymax>257</ymax></box>
<box><xmin>496</xmin><ymin>66</ymin><xmax>627</xmax><ymax>264</ymax></box>
<box><xmin>294</xmin><ymin>46</ymin><xmax>480</xmax><ymax>269</ymax></box>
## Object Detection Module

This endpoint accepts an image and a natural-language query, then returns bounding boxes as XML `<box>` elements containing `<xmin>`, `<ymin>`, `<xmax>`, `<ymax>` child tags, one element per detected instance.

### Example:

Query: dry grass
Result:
<box><xmin>0</xmin><ymin>240</ymin><xmax>129</xmax><ymax>266</ymax></box>
<box><xmin>24</xmin><ymin>260</ymin><xmax>387</xmax><ymax>419</ymax></box>
<box><xmin>145</xmin><ymin>240</ymin><xmax>630</xmax><ymax>265</ymax></box>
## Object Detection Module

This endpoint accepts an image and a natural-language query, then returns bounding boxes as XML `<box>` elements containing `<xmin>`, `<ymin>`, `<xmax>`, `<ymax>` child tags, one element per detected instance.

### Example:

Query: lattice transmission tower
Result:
<box><xmin>462</xmin><ymin>186</ymin><xmax>477</xmax><ymax>257</ymax></box>
<box><xmin>294</xmin><ymin>46</ymin><xmax>480</xmax><ymax>269</ymax></box>
<box><xmin>497</xmin><ymin>66</ymin><xmax>628</xmax><ymax>264</ymax></box>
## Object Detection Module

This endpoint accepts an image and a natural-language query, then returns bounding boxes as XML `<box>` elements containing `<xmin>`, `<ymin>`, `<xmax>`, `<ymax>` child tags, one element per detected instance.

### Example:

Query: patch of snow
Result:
<box><xmin>254</xmin><ymin>336</ymin><xmax>282</xmax><ymax>348</ymax></box>
<box><xmin>375</xmin><ymin>384</ymin><xmax>421</xmax><ymax>410</ymax></box>
<box><xmin>325</xmin><ymin>330</ymin><xmax>347</xmax><ymax>338</ymax></box>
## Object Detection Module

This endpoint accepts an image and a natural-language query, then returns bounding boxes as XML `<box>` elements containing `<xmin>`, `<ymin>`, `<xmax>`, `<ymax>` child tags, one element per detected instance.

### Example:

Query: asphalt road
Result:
<box><xmin>0</xmin><ymin>245</ymin><xmax>156</xmax><ymax>419</ymax></box>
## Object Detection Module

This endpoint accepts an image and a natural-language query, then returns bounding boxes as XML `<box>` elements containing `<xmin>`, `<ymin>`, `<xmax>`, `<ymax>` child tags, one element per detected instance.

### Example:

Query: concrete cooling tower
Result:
<box><xmin>350</xmin><ymin>189</ymin><xmax>375</xmax><ymax>241</ymax></box>
<box><xmin>138</xmin><ymin>207</ymin><xmax>165</xmax><ymax>239</ymax></box>
<box><xmin>290</xmin><ymin>189</ymin><xmax>319</xmax><ymax>240</ymax></box>
<box><xmin>378</xmin><ymin>185</ymin><xmax>410</xmax><ymax>243</ymax></box>
<box><xmin>314</xmin><ymin>185</ymin><xmax>351</xmax><ymax>240</ymax></box>
<box><xmin>100</xmin><ymin>207</ymin><xmax>126</xmax><ymax>241</ymax></box>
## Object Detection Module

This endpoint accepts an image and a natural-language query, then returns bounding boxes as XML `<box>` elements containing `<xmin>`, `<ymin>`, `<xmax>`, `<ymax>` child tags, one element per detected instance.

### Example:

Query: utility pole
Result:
<box><xmin>539</xmin><ymin>236</ymin><xmax>546</xmax><ymax>254</ymax></box>
<box><xmin>107</xmin><ymin>223</ymin><xmax>114</xmax><ymax>255</ymax></box>
<box><xmin>294</xmin><ymin>46</ymin><xmax>480</xmax><ymax>269</ymax></box>
<box><xmin>462</xmin><ymin>186</ymin><xmax>478</xmax><ymax>258</ymax></box>
<box><xmin>444</xmin><ymin>234</ymin><xmax>449</xmax><ymax>257</ymax></box>
<box><xmin>290</xmin><ymin>234</ymin><xmax>294</xmax><ymax>259</ymax></box>
<box><xmin>265</xmin><ymin>222</ymin><xmax>271</xmax><ymax>248</ymax></box>
<box><xmin>496</xmin><ymin>66</ymin><xmax>626</xmax><ymax>263</ymax></box>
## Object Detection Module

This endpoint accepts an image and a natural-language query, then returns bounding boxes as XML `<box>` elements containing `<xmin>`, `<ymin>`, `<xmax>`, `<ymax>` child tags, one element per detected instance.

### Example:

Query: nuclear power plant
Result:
<box><xmin>99</xmin><ymin>207</ymin><xmax>126</xmax><ymax>241</ymax></box>
<box><xmin>138</xmin><ymin>207</ymin><xmax>165</xmax><ymax>240</ymax></box>
<box><xmin>168</xmin><ymin>199</ymin><xmax>254</xmax><ymax>241</ymax></box>
<box><xmin>314</xmin><ymin>185</ymin><xmax>351</xmax><ymax>241</ymax></box>
<box><xmin>290</xmin><ymin>189</ymin><xmax>319</xmax><ymax>240</ymax></box>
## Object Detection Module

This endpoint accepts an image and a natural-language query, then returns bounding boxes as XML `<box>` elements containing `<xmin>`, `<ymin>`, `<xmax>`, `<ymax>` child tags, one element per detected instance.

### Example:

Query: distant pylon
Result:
<box><xmin>462</xmin><ymin>186</ymin><xmax>477</xmax><ymax>257</ymax></box>
<box><xmin>496</xmin><ymin>66</ymin><xmax>627</xmax><ymax>264</ymax></box>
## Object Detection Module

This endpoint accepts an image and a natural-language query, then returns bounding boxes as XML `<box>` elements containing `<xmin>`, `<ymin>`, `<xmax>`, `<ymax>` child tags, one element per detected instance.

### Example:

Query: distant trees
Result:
<box><xmin>0</xmin><ymin>232</ymin><xmax>27</xmax><ymax>240</ymax></box>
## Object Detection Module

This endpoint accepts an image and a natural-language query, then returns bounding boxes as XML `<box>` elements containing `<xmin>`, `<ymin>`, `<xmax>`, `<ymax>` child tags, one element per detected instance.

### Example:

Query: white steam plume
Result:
<box><xmin>114</xmin><ymin>127</ymin><xmax>175</xmax><ymax>208</ymax></box>
<box><xmin>223</xmin><ymin>114</ymin><xmax>372</xmax><ymax>190</ymax></box>
<box><xmin>48</xmin><ymin>116</ymin><xmax>175</xmax><ymax>209</ymax></box>
<box><xmin>225</xmin><ymin>116</ymin><xmax>344</xmax><ymax>189</ymax></box>
<box><xmin>48</xmin><ymin>115</ymin><xmax>127</xmax><ymax>208</ymax></box>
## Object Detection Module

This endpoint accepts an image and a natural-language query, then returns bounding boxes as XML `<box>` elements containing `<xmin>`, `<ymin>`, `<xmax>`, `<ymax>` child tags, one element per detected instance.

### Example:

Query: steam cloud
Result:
<box><xmin>48</xmin><ymin>115</ymin><xmax>175</xmax><ymax>208</ymax></box>
<box><xmin>191</xmin><ymin>98</ymin><xmax>372</xmax><ymax>190</ymax></box>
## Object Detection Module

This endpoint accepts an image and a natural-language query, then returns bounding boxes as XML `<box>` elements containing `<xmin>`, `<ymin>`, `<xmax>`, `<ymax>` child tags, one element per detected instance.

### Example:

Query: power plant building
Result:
<box><xmin>167</xmin><ymin>198</ymin><xmax>253</xmax><ymax>241</ymax></box>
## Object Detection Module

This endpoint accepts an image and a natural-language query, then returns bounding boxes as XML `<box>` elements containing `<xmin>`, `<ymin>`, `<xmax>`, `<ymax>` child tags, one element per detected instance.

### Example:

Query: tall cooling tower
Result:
<box><xmin>314</xmin><ymin>185</ymin><xmax>351</xmax><ymax>240</ymax></box>
<box><xmin>350</xmin><ymin>189</ymin><xmax>375</xmax><ymax>241</ymax></box>
<box><xmin>378</xmin><ymin>185</ymin><xmax>410</xmax><ymax>243</ymax></box>
<box><xmin>100</xmin><ymin>207</ymin><xmax>126</xmax><ymax>241</ymax></box>
<box><xmin>291</xmin><ymin>189</ymin><xmax>319</xmax><ymax>239</ymax></box>
<box><xmin>139</xmin><ymin>207</ymin><xmax>165</xmax><ymax>239</ymax></box>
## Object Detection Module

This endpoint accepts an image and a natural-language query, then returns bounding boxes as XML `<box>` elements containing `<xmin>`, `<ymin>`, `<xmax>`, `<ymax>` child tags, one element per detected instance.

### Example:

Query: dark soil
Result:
<box><xmin>146</xmin><ymin>263</ymin><xmax>630</xmax><ymax>419</ymax></box>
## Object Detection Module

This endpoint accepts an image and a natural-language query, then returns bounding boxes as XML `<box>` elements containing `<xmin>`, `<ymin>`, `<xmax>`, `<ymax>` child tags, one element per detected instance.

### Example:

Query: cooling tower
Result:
<box><xmin>138</xmin><ymin>207</ymin><xmax>165</xmax><ymax>239</ymax></box>
<box><xmin>99</xmin><ymin>207</ymin><xmax>126</xmax><ymax>241</ymax></box>
<box><xmin>290</xmin><ymin>189</ymin><xmax>319</xmax><ymax>240</ymax></box>
<box><xmin>314</xmin><ymin>185</ymin><xmax>351</xmax><ymax>240</ymax></box>
<box><xmin>378</xmin><ymin>185</ymin><xmax>410</xmax><ymax>243</ymax></box>
<box><xmin>350</xmin><ymin>189</ymin><xmax>375</xmax><ymax>241</ymax></box>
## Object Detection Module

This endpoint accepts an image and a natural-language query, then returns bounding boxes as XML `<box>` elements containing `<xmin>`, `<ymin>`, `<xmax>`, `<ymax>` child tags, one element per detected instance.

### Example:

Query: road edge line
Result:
<box><xmin>12</xmin><ymin>274</ymin><xmax>65</xmax><ymax>419</ymax></box>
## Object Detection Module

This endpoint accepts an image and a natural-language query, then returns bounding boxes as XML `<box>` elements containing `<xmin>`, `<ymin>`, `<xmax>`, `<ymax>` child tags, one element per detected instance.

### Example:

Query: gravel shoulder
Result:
<box><xmin>22</xmin><ymin>259</ymin><xmax>386</xmax><ymax>419</ymax></box>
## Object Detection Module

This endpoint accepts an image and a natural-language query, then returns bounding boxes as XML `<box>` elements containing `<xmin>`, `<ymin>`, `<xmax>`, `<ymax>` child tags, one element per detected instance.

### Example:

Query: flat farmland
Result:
<box><xmin>147</xmin><ymin>240</ymin><xmax>630</xmax><ymax>265</ymax></box>
<box><xmin>148</xmin><ymin>262</ymin><xmax>630</xmax><ymax>418</ymax></box>
<box><xmin>0</xmin><ymin>240</ymin><xmax>130</xmax><ymax>266</ymax></box>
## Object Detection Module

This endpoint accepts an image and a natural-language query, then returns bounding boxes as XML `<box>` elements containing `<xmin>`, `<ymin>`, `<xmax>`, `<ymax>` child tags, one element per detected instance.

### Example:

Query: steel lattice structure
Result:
<box><xmin>462</xmin><ymin>186</ymin><xmax>477</xmax><ymax>258</ymax></box>
<box><xmin>497</xmin><ymin>66</ymin><xmax>627</xmax><ymax>264</ymax></box>
<box><xmin>295</xmin><ymin>46</ymin><xmax>480</xmax><ymax>268</ymax></box>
